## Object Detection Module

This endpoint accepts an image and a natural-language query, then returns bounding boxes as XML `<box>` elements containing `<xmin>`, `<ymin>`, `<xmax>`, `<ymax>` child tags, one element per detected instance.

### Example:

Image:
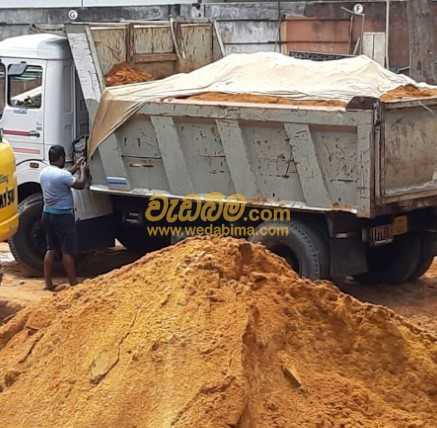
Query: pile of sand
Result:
<box><xmin>380</xmin><ymin>84</ymin><xmax>437</xmax><ymax>101</ymax></box>
<box><xmin>184</xmin><ymin>86</ymin><xmax>437</xmax><ymax>107</ymax></box>
<box><xmin>0</xmin><ymin>237</ymin><xmax>436</xmax><ymax>427</ymax></box>
<box><xmin>105</xmin><ymin>63</ymin><xmax>154</xmax><ymax>87</ymax></box>
<box><xmin>185</xmin><ymin>93</ymin><xmax>347</xmax><ymax>107</ymax></box>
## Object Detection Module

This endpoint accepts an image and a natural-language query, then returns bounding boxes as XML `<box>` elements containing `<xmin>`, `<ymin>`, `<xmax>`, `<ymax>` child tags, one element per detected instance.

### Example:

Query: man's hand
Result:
<box><xmin>74</xmin><ymin>157</ymin><xmax>84</xmax><ymax>168</ymax></box>
<box><xmin>80</xmin><ymin>161</ymin><xmax>89</xmax><ymax>173</ymax></box>
<box><xmin>68</xmin><ymin>157</ymin><xmax>84</xmax><ymax>174</ymax></box>
<box><xmin>72</xmin><ymin>160</ymin><xmax>89</xmax><ymax>190</ymax></box>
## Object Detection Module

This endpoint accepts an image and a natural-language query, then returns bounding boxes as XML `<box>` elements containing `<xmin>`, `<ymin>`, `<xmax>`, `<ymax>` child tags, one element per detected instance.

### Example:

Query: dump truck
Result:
<box><xmin>0</xmin><ymin>131</ymin><xmax>19</xmax><ymax>285</ymax></box>
<box><xmin>0</xmin><ymin>19</ymin><xmax>223</xmax><ymax>273</ymax></box>
<box><xmin>1</xmin><ymin>20</ymin><xmax>437</xmax><ymax>284</ymax></box>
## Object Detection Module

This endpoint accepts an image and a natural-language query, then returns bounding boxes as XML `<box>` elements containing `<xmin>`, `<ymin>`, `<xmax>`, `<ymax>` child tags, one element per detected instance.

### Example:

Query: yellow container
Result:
<box><xmin>0</xmin><ymin>137</ymin><xmax>19</xmax><ymax>241</ymax></box>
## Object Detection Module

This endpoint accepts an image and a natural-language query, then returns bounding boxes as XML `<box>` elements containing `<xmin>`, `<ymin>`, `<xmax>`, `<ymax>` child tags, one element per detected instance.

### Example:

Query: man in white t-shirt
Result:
<box><xmin>40</xmin><ymin>145</ymin><xmax>88</xmax><ymax>291</ymax></box>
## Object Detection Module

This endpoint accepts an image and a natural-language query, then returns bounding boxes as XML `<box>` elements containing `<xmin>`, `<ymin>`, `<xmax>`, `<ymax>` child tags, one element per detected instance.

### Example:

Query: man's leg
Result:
<box><xmin>42</xmin><ymin>212</ymin><xmax>59</xmax><ymax>291</ymax></box>
<box><xmin>58</xmin><ymin>213</ymin><xmax>79</xmax><ymax>286</ymax></box>
<box><xmin>44</xmin><ymin>250</ymin><xmax>57</xmax><ymax>290</ymax></box>
<box><xmin>62</xmin><ymin>253</ymin><xmax>78</xmax><ymax>286</ymax></box>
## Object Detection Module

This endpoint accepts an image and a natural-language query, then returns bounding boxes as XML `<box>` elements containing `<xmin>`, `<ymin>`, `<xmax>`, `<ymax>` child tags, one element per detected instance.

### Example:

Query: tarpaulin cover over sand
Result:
<box><xmin>88</xmin><ymin>52</ymin><xmax>436</xmax><ymax>156</ymax></box>
<box><xmin>0</xmin><ymin>237</ymin><xmax>436</xmax><ymax>427</ymax></box>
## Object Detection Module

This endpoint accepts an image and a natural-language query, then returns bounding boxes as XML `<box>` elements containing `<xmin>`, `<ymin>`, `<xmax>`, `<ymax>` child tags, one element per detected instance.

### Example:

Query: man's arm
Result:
<box><xmin>67</xmin><ymin>157</ymin><xmax>84</xmax><ymax>175</ymax></box>
<box><xmin>72</xmin><ymin>162</ymin><xmax>88</xmax><ymax>190</ymax></box>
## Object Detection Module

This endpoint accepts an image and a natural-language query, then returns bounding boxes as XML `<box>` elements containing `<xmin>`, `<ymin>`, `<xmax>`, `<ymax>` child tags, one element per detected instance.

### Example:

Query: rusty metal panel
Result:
<box><xmin>91</xmin><ymin>27</ymin><xmax>126</xmax><ymax>75</ymax></box>
<box><xmin>283</xmin><ymin>18</ymin><xmax>351</xmax><ymax>42</ymax></box>
<box><xmin>133</xmin><ymin>25</ymin><xmax>175</xmax><ymax>78</ymax></box>
<box><xmin>380</xmin><ymin>102</ymin><xmax>437</xmax><ymax>203</ymax></box>
<box><xmin>179</xmin><ymin>23</ymin><xmax>213</xmax><ymax>73</ymax></box>
<box><xmin>281</xmin><ymin>17</ymin><xmax>352</xmax><ymax>55</ymax></box>
<box><xmin>85</xmin><ymin>21</ymin><xmax>222</xmax><ymax>81</ymax></box>
<box><xmin>134</xmin><ymin>26</ymin><xmax>174</xmax><ymax>54</ymax></box>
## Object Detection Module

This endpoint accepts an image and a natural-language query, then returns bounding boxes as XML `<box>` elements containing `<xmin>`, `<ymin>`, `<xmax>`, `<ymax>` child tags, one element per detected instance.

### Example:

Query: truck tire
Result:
<box><xmin>8</xmin><ymin>193</ymin><xmax>86</xmax><ymax>275</ymax></box>
<box><xmin>9</xmin><ymin>193</ymin><xmax>47</xmax><ymax>275</ymax></box>
<box><xmin>249</xmin><ymin>220</ymin><xmax>330</xmax><ymax>280</ymax></box>
<box><xmin>353</xmin><ymin>233</ymin><xmax>421</xmax><ymax>285</ymax></box>
<box><xmin>408</xmin><ymin>232</ymin><xmax>435</xmax><ymax>281</ymax></box>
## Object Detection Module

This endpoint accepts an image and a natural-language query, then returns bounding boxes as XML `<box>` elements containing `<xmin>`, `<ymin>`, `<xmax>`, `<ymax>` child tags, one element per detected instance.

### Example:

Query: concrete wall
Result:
<box><xmin>0</xmin><ymin>0</ymin><xmax>198</xmax><ymax>7</ymax></box>
<box><xmin>0</xmin><ymin>1</ymin><xmax>435</xmax><ymax>72</ymax></box>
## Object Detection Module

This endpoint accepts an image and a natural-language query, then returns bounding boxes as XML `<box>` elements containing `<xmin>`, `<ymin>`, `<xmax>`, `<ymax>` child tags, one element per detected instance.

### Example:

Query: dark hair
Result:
<box><xmin>49</xmin><ymin>145</ymin><xmax>66</xmax><ymax>163</ymax></box>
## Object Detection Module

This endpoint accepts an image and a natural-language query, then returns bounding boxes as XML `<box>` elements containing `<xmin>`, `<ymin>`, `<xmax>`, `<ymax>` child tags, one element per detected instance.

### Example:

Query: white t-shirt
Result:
<box><xmin>40</xmin><ymin>165</ymin><xmax>76</xmax><ymax>211</ymax></box>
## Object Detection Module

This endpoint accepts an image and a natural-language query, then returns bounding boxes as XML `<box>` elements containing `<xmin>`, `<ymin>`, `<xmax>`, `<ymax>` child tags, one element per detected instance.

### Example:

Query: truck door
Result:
<box><xmin>0</xmin><ymin>60</ymin><xmax>45</xmax><ymax>163</ymax></box>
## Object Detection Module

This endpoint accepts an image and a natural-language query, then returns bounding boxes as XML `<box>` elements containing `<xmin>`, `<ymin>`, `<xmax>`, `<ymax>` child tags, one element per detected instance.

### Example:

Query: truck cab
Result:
<box><xmin>0</xmin><ymin>22</ymin><xmax>222</xmax><ymax>275</ymax></box>
<box><xmin>0</xmin><ymin>33</ymin><xmax>109</xmax><ymax>274</ymax></box>
<box><xmin>0</xmin><ymin>34</ymin><xmax>89</xmax><ymax>195</ymax></box>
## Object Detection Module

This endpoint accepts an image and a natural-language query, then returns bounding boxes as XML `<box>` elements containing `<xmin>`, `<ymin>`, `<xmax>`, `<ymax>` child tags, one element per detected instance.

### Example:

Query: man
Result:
<box><xmin>40</xmin><ymin>145</ymin><xmax>87</xmax><ymax>291</ymax></box>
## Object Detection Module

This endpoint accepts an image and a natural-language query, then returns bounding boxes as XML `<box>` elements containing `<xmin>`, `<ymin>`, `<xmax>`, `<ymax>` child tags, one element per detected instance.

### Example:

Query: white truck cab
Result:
<box><xmin>0</xmin><ymin>22</ymin><xmax>223</xmax><ymax>275</ymax></box>
<box><xmin>0</xmin><ymin>34</ymin><xmax>111</xmax><ymax>273</ymax></box>
<box><xmin>0</xmin><ymin>34</ymin><xmax>89</xmax><ymax>192</ymax></box>
<box><xmin>0</xmin><ymin>22</ymin><xmax>219</xmax><ymax>275</ymax></box>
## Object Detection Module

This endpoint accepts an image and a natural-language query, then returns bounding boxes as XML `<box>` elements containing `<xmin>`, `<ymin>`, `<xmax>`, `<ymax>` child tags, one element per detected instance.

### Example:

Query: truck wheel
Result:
<box><xmin>353</xmin><ymin>233</ymin><xmax>421</xmax><ymax>285</ymax></box>
<box><xmin>9</xmin><ymin>193</ymin><xmax>47</xmax><ymax>275</ymax></box>
<box><xmin>8</xmin><ymin>193</ymin><xmax>86</xmax><ymax>275</ymax></box>
<box><xmin>408</xmin><ymin>232</ymin><xmax>435</xmax><ymax>281</ymax></box>
<box><xmin>249</xmin><ymin>220</ymin><xmax>329</xmax><ymax>280</ymax></box>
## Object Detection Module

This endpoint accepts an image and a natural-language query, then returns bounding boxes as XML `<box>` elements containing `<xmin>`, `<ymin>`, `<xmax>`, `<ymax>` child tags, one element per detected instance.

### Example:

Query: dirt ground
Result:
<box><xmin>0</xmin><ymin>242</ymin><xmax>138</xmax><ymax>322</ymax></box>
<box><xmin>1</xmin><ymin>242</ymin><xmax>436</xmax><ymax>333</ymax></box>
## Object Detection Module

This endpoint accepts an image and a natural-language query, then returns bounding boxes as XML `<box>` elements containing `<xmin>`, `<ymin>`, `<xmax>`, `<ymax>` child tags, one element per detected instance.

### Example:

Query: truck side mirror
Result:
<box><xmin>0</xmin><ymin>128</ymin><xmax>3</xmax><ymax>143</ymax></box>
<box><xmin>8</xmin><ymin>62</ymin><xmax>27</xmax><ymax>77</ymax></box>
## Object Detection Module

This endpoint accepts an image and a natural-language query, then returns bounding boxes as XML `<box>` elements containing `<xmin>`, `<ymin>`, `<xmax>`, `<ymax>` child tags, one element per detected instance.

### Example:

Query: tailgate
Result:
<box><xmin>378</xmin><ymin>99</ymin><xmax>437</xmax><ymax>206</ymax></box>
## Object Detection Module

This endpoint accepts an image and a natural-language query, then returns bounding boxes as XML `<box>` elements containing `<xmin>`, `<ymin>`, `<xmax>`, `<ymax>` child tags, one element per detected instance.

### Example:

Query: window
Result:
<box><xmin>8</xmin><ymin>65</ymin><xmax>43</xmax><ymax>109</ymax></box>
<box><xmin>0</xmin><ymin>63</ymin><xmax>5</xmax><ymax>117</ymax></box>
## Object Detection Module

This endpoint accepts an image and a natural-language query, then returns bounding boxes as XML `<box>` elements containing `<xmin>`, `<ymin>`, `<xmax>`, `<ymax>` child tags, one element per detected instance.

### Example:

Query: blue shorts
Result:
<box><xmin>42</xmin><ymin>212</ymin><xmax>78</xmax><ymax>255</ymax></box>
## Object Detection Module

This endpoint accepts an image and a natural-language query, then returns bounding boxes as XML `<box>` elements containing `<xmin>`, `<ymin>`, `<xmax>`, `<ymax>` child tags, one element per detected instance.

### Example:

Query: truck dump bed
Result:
<box><xmin>66</xmin><ymin>27</ymin><xmax>437</xmax><ymax>219</ymax></box>
<box><xmin>65</xmin><ymin>20</ymin><xmax>223</xmax><ymax>119</ymax></box>
<box><xmin>87</xmin><ymin>94</ymin><xmax>437</xmax><ymax>218</ymax></box>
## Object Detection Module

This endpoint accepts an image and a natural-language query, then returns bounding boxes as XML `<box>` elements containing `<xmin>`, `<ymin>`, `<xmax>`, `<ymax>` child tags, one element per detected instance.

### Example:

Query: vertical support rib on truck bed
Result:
<box><xmin>216</xmin><ymin>119</ymin><xmax>261</xmax><ymax>199</ymax></box>
<box><xmin>150</xmin><ymin>116</ymin><xmax>195</xmax><ymax>195</ymax></box>
<box><xmin>284</xmin><ymin>123</ymin><xmax>331</xmax><ymax>207</ymax></box>
<box><xmin>356</xmin><ymin>124</ymin><xmax>374</xmax><ymax>215</ymax></box>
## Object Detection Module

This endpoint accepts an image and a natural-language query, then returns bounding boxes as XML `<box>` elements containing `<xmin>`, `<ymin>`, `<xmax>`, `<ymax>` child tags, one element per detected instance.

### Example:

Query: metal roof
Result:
<box><xmin>0</xmin><ymin>34</ymin><xmax>71</xmax><ymax>60</ymax></box>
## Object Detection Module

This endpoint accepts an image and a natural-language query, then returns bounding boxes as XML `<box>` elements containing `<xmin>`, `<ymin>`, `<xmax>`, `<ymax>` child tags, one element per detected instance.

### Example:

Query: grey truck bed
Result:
<box><xmin>65</xmin><ymin>22</ymin><xmax>437</xmax><ymax>219</ymax></box>
<box><xmin>88</xmin><ymin>95</ymin><xmax>437</xmax><ymax>218</ymax></box>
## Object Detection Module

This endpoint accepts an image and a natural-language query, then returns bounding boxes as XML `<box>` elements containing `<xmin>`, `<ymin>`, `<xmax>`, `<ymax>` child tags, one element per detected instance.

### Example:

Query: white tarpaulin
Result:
<box><xmin>89</xmin><ymin>52</ymin><xmax>432</xmax><ymax>155</ymax></box>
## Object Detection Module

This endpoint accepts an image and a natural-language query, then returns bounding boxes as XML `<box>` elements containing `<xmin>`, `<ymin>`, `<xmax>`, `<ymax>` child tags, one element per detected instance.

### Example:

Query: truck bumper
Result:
<box><xmin>0</xmin><ymin>213</ymin><xmax>19</xmax><ymax>242</ymax></box>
